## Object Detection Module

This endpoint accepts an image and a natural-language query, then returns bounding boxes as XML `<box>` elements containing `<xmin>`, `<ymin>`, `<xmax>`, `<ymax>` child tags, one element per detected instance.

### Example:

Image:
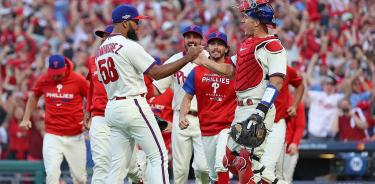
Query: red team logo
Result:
<box><xmin>53</xmin><ymin>61</ymin><xmax>59</xmax><ymax>68</ymax></box>
<box><xmin>174</xmin><ymin>71</ymin><xmax>187</xmax><ymax>85</ymax></box>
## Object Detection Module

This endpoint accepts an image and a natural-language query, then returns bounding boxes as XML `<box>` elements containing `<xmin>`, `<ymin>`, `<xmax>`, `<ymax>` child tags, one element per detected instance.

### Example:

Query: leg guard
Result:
<box><xmin>235</xmin><ymin>148</ymin><xmax>256</xmax><ymax>184</ymax></box>
<box><xmin>216</xmin><ymin>172</ymin><xmax>229</xmax><ymax>184</ymax></box>
<box><xmin>222</xmin><ymin>147</ymin><xmax>238</xmax><ymax>176</ymax></box>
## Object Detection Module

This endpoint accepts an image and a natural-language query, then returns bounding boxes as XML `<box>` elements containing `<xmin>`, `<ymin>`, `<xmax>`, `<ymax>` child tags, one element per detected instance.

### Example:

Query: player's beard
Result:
<box><xmin>127</xmin><ymin>27</ymin><xmax>139</xmax><ymax>41</ymax></box>
<box><xmin>209</xmin><ymin>49</ymin><xmax>225</xmax><ymax>61</ymax></box>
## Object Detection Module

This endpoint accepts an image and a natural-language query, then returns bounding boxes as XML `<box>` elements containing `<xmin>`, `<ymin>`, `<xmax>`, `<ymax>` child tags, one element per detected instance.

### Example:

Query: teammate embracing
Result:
<box><xmin>195</xmin><ymin>1</ymin><xmax>287</xmax><ymax>183</ymax></box>
<box><xmin>180</xmin><ymin>32</ymin><xmax>236</xmax><ymax>184</ymax></box>
<box><xmin>153</xmin><ymin>25</ymin><xmax>209</xmax><ymax>184</ymax></box>
<box><xmin>95</xmin><ymin>4</ymin><xmax>203</xmax><ymax>184</ymax></box>
<box><xmin>85</xmin><ymin>25</ymin><xmax>144</xmax><ymax>184</ymax></box>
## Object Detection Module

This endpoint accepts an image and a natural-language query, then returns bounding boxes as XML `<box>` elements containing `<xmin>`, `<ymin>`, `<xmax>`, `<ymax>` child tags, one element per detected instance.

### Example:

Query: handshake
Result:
<box><xmin>184</xmin><ymin>45</ymin><xmax>207</xmax><ymax>66</ymax></box>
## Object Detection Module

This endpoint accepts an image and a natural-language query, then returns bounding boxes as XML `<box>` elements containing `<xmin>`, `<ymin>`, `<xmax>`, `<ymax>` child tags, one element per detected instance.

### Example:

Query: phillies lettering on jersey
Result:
<box><xmin>46</xmin><ymin>92</ymin><xmax>74</xmax><ymax>99</ymax></box>
<box><xmin>183</xmin><ymin>58</ymin><xmax>236</xmax><ymax>136</ymax></box>
<box><xmin>202</xmin><ymin>75</ymin><xmax>230</xmax><ymax>85</ymax></box>
<box><xmin>33</xmin><ymin>59</ymin><xmax>88</xmax><ymax>136</ymax></box>
<box><xmin>95</xmin><ymin>34</ymin><xmax>156</xmax><ymax>99</ymax></box>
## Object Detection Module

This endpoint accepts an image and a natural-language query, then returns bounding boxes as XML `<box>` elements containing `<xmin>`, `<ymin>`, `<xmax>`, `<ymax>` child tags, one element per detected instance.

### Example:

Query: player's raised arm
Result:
<box><xmin>147</xmin><ymin>45</ymin><xmax>203</xmax><ymax>80</ymax></box>
<box><xmin>196</xmin><ymin>53</ymin><xmax>235</xmax><ymax>78</ymax></box>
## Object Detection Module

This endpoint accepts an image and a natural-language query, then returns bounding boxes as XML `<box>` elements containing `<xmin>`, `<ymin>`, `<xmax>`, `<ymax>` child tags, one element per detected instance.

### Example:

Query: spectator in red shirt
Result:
<box><xmin>20</xmin><ymin>54</ymin><xmax>88</xmax><ymax>184</ymax></box>
<box><xmin>8</xmin><ymin>105</ymin><xmax>29</xmax><ymax>160</ymax></box>
<box><xmin>331</xmin><ymin>99</ymin><xmax>369</xmax><ymax>141</ymax></box>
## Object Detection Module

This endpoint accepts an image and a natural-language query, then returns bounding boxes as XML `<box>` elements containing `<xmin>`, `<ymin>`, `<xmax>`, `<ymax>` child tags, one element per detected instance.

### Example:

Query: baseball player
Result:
<box><xmin>261</xmin><ymin>66</ymin><xmax>304</xmax><ymax>183</ymax></box>
<box><xmin>85</xmin><ymin>25</ymin><xmax>144</xmax><ymax>184</ymax></box>
<box><xmin>95</xmin><ymin>5</ymin><xmax>203</xmax><ymax>184</ymax></box>
<box><xmin>20</xmin><ymin>54</ymin><xmax>88</xmax><ymax>184</ymax></box>
<box><xmin>144</xmin><ymin>58</ymin><xmax>174</xmax><ymax>156</ymax></box>
<box><xmin>179</xmin><ymin>32</ymin><xmax>236</xmax><ymax>184</ymax></box>
<box><xmin>276</xmin><ymin>97</ymin><xmax>305</xmax><ymax>183</ymax></box>
<box><xmin>194</xmin><ymin>1</ymin><xmax>287</xmax><ymax>183</ymax></box>
<box><xmin>152</xmin><ymin>25</ymin><xmax>209</xmax><ymax>184</ymax></box>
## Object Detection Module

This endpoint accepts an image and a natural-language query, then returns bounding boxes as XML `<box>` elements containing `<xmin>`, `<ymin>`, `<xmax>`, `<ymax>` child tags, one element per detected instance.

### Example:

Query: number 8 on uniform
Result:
<box><xmin>98</xmin><ymin>57</ymin><xmax>119</xmax><ymax>84</ymax></box>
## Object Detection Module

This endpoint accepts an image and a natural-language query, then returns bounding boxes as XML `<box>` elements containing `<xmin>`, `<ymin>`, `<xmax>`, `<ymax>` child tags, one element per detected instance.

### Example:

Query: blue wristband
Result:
<box><xmin>260</xmin><ymin>84</ymin><xmax>279</xmax><ymax>108</ymax></box>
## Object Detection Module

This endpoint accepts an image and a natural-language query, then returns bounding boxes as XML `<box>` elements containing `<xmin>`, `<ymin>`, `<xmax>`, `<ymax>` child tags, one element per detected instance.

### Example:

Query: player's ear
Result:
<box><xmin>121</xmin><ymin>21</ymin><xmax>129</xmax><ymax>30</ymax></box>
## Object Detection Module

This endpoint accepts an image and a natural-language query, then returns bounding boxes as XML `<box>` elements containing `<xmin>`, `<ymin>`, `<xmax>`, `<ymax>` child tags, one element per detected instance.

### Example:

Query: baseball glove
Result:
<box><xmin>229</xmin><ymin>113</ymin><xmax>267</xmax><ymax>148</ymax></box>
<box><xmin>155</xmin><ymin>115</ymin><xmax>169</xmax><ymax>131</ymax></box>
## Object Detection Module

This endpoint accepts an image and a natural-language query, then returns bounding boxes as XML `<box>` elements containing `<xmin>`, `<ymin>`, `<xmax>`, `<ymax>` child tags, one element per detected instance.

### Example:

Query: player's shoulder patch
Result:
<box><xmin>264</xmin><ymin>40</ymin><xmax>284</xmax><ymax>54</ymax></box>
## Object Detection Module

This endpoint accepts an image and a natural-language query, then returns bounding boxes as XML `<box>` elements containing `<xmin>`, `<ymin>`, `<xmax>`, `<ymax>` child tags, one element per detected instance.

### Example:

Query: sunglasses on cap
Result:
<box><xmin>122</xmin><ymin>19</ymin><xmax>140</xmax><ymax>26</ymax></box>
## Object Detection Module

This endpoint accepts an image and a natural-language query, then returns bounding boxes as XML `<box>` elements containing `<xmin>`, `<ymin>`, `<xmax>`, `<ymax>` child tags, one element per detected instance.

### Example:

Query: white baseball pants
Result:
<box><xmin>90</xmin><ymin>116</ymin><xmax>144</xmax><ymax>184</ymax></box>
<box><xmin>172</xmin><ymin>111</ymin><xmax>209</xmax><ymax>184</ymax></box>
<box><xmin>276</xmin><ymin>148</ymin><xmax>299</xmax><ymax>184</ymax></box>
<box><xmin>105</xmin><ymin>97</ymin><xmax>169</xmax><ymax>184</ymax></box>
<box><xmin>43</xmin><ymin>133</ymin><xmax>87</xmax><ymax>184</ymax></box>
<box><xmin>261</xmin><ymin>119</ymin><xmax>286</xmax><ymax>179</ymax></box>
<box><xmin>201</xmin><ymin>129</ymin><xmax>229</xmax><ymax>181</ymax></box>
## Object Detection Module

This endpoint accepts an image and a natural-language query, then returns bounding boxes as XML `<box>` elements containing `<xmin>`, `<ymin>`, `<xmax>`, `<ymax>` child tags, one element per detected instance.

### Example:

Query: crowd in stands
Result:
<box><xmin>0</xmin><ymin>0</ymin><xmax>374</xmax><ymax>161</ymax></box>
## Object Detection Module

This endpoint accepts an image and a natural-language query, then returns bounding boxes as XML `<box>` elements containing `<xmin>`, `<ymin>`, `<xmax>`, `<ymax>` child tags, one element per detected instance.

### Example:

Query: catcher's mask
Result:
<box><xmin>236</xmin><ymin>0</ymin><xmax>276</xmax><ymax>28</ymax></box>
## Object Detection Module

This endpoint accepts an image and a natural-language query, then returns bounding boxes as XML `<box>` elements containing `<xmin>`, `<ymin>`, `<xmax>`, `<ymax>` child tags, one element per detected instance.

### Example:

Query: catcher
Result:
<box><xmin>194</xmin><ymin>0</ymin><xmax>287</xmax><ymax>183</ymax></box>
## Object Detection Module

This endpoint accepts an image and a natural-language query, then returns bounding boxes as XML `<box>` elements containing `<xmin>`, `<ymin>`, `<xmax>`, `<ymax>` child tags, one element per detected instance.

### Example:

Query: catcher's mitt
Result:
<box><xmin>229</xmin><ymin>113</ymin><xmax>267</xmax><ymax>148</ymax></box>
<box><xmin>155</xmin><ymin>115</ymin><xmax>169</xmax><ymax>131</ymax></box>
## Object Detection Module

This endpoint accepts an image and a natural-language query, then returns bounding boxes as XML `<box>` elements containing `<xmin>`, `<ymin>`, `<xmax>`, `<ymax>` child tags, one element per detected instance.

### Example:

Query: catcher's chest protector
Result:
<box><xmin>235</xmin><ymin>36</ymin><xmax>277</xmax><ymax>91</ymax></box>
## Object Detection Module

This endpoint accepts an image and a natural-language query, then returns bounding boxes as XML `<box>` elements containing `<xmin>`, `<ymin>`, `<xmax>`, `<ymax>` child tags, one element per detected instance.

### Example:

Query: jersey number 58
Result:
<box><xmin>98</xmin><ymin>57</ymin><xmax>119</xmax><ymax>84</ymax></box>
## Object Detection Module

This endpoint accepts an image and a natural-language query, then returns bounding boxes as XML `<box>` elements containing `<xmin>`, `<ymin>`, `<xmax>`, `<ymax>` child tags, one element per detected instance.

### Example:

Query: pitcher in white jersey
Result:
<box><xmin>95</xmin><ymin>4</ymin><xmax>204</xmax><ymax>184</ymax></box>
<box><xmin>153</xmin><ymin>25</ymin><xmax>209</xmax><ymax>184</ymax></box>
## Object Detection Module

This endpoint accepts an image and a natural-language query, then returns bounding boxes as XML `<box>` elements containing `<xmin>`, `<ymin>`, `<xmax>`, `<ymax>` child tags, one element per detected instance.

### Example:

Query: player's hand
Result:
<box><xmin>19</xmin><ymin>119</ymin><xmax>32</xmax><ymax>130</ymax></box>
<box><xmin>192</xmin><ymin>52</ymin><xmax>207</xmax><ymax>66</ymax></box>
<box><xmin>186</xmin><ymin>45</ymin><xmax>204</xmax><ymax>61</ymax></box>
<box><xmin>288</xmin><ymin>143</ymin><xmax>298</xmax><ymax>155</ymax></box>
<box><xmin>164</xmin><ymin>122</ymin><xmax>173</xmax><ymax>133</ymax></box>
<box><xmin>179</xmin><ymin>115</ymin><xmax>189</xmax><ymax>130</ymax></box>
<box><xmin>287</xmin><ymin>106</ymin><xmax>297</xmax><ymax>117</ymax></box>
<box><xmin>83</xmin><ymin>112</ymin><xmax>92</xmax><ymax>130</ymax></box>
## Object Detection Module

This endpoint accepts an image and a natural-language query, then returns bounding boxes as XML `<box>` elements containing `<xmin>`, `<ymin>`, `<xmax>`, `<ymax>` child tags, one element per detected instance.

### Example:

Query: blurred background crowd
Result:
<box><xmin>0</xmin><ymin>0</ymin><xmax>375</xmax><ymax>163</ymax></box>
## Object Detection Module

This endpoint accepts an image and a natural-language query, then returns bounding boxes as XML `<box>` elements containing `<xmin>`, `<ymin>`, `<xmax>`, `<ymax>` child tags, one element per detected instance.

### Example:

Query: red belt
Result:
<box><xmin>237</xmin><ymin>99</ymin><xmax>254</xmax><ymax>106</ymax></box>
<box><xmin>115</xmin><ymin>94</ymin><xmax>145</xmax><ymax>100</ymax></box>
